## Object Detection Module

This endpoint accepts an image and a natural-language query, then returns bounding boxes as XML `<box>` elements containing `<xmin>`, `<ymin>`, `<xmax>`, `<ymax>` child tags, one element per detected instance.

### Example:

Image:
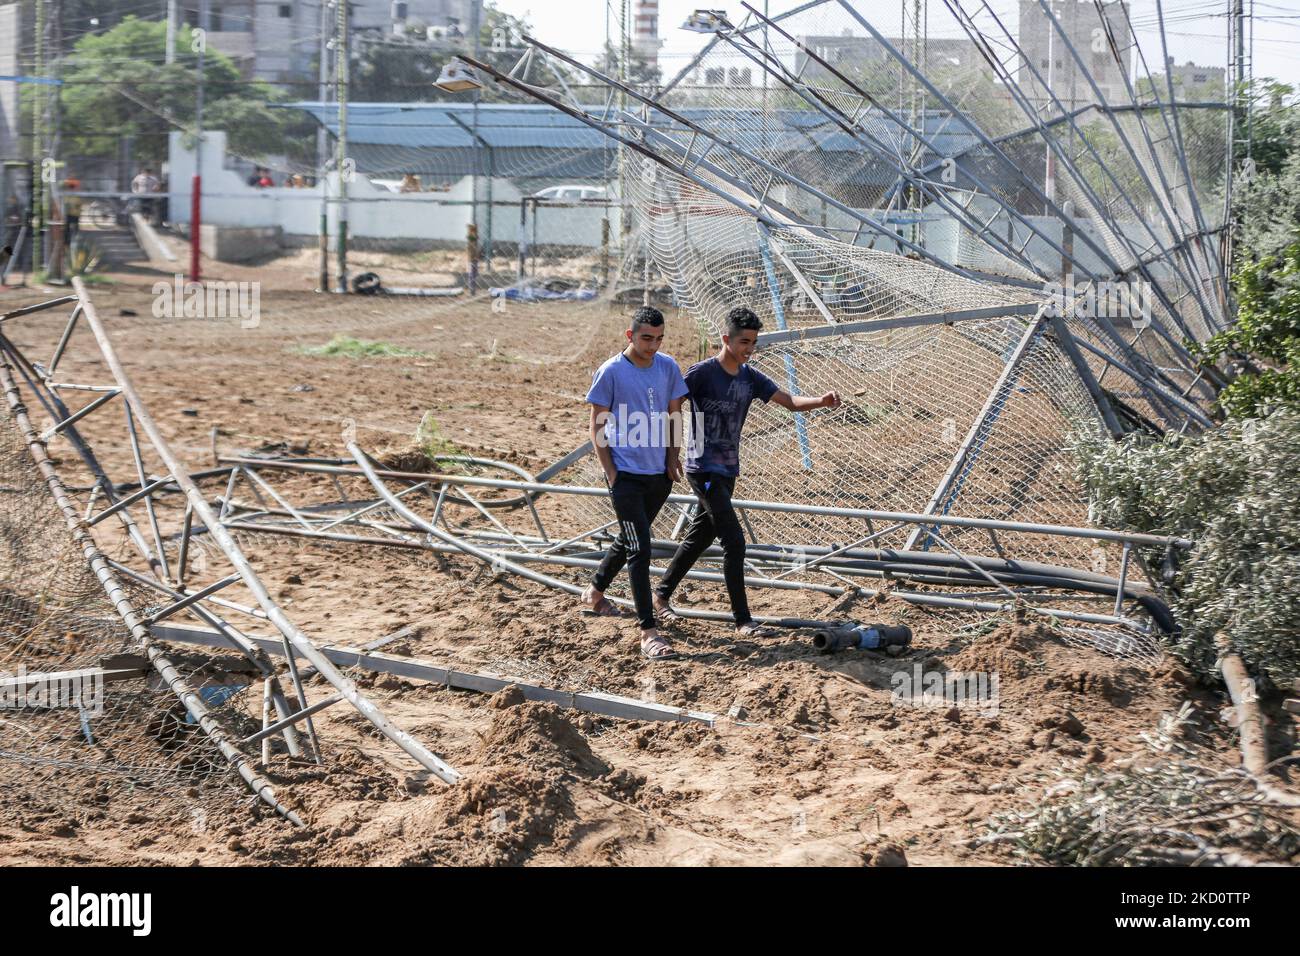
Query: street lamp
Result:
<box><xmin>434</xmin><ymin>58</ymin><xmax>484</xmax><ymax>92</ymax></box>
<box><xmin>682</xmin><ymin>9</ymin><xmax>728</xmax><ymax>32</ymax></box>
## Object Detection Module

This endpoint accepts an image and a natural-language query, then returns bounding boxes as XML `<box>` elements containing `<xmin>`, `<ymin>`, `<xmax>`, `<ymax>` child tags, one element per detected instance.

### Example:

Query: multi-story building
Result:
<box><xmin>1165</xmin><ymin>59</ymin><xmax>1226</xmax><ymax>100</ymax></box>
<box><xmin>194</xmin><ymin>0</ymin><xmax>480</xmax><ymax>83</ymax></box>
<box><xmin>633</xmin><ymin>0</ymin><xmax>661</xmax><ymax>65</ymax></box>
<box><xmin>794</xmin><ymin>31</ymin><xmax>990</xmax><ymax>85</ymax></box>
<box><xmin>0</xmin><ymin>2</ymin><xmax>20</xmax><ymax>162</ymax></box>
<box><xmin>1017</xmin><ymin>0</ymin><xmax>1135</xmax><ymax>111</ymax></box>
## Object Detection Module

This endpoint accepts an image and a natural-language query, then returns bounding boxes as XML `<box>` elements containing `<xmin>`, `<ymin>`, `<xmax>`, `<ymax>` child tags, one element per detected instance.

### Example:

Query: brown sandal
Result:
<box><xmin>582</xmin><ymin>596</ymin><xmax>627</xmax><ymax>618</ymax></box>
<box><xmin>654</xmin><ymin>600</ymin><xmax>680</xmax><ymax>622</ymax></box>
<box><xmin>641</xmin><ymin>633</ymin><xmax>679</xmax><ymax>660</ymax></box>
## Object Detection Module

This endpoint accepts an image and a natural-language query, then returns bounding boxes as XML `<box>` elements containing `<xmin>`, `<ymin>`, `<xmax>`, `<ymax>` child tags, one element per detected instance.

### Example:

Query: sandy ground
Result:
<box><xmin>0</xmin><ymin>250</ymin><xmax>1295</xmax><ymax>866</ymax></box>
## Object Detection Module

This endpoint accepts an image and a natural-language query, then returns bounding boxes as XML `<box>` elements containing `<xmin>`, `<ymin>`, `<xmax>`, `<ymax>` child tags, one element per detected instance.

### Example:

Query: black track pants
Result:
<box><xmin>591</xmin><ymin>471</ymin><xmax>672</xmax><ymax>630</ymax></box>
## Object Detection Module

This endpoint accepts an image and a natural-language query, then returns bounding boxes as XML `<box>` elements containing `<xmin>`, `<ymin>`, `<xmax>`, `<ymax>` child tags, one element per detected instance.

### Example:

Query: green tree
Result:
<box><xmin>1199</xmin><ymin>238</ymin><xmax>1300</xmax><ymax>418</ymax></box>
<box><xmin>1231</xmin><ymin>81</ymin><xmax>1300</xmax><ymax>264</ymax></box>
<box><xmin>1195</xmin><ymin>80</ymin><xmax>1300</xmax><ymax>418</ymax></box>
<box><xmin>1236</xmin><ymin>80</ymin><xmax>1298</xmax><ymax>175</ymax></box>
<box><xmin>593</xmin><ymin>40</ymin><xmax>661</xmax><ymax>91</ymax></box>
<box><xmin>58</xmin><ymin>15</ymin><xmax>303</xmax><ymax>167</ymax></box>
<box><xmin>1072</xmin><ymin>410</ymin><xmax>1300</xmax><ymax>686</ymax></box>
<box><xmin>1235</xmin><ymin>149</ymin><xmax>1300</xmax><ymax>264</ymax></box>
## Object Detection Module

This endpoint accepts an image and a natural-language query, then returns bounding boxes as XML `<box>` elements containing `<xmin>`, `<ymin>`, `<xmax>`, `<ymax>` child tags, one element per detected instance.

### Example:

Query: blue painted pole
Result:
<box><xmin>757</xmin><ymin>229</ymin><xmax>813</xmax><ymax>470</ymax></box>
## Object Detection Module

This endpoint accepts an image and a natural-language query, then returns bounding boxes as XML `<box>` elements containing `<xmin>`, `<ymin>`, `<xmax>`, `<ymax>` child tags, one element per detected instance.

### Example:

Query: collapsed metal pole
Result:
<box><xmin>459</xmin><ymin>44</ymin><xmax>1000</xmax><ymax>286</ymax></box>
<box><xmin>1032</xmin><ymin>0</ymin><xmax>1224</xmax><ymax>347</ymax></box>
<box><xmin>848</xmin><ymin>0</ymin><xmax>1211</xmax><ymax>391</ymax></box>
<box><xmin>342</xmin><ymin>444</ymin><xmax>1174</xmax><ymax>632</ymax></box>
<box><xmin>0</xmin><ymin>344</ymin><xmax>302</xmax><ymax>825</ymax></box>
<box><xmin>729</xmin><ymin>3</ymin><xmax>1094</xmax><ymax>285</ymax></box>
<box><xmin>545</xmin><ymin>32</ymin><xmax>1047</xmax><ymax>287</ymax></box>
<box><xmin>1147</xmin><ymin>0</ymin><xmax>1231</xmax><ymax>331</ymax></box>
<box><xmin>220</xmin><ymin>517</ymin><xmax>1165</xmax><ymax>631</ymax></box>
<box><xmin>904</xmin><ymin>307</ymin><xmax>1050</xmax><ymax>549</ymax></box>
<box><xmin>223</xmin><ymin>453</ymin><xmax>1192</xmax><ymax>549</ymax></box>
<box><xmin>948</xmin><ymin>0</ymin><xmax>1213</xmax><ymax>315</ymax></box>
<box><xmin>831</xmin><ymin>0</ymin><xmax>1127</xmax><ymax>283</ymax></box>
<box><xmin>62</xmin><ymin>279</ymin><xmax>459</xmax><ymax>784</ymax></box>
<box><xmin>5</xmin><ymin>320</ymin><xmax>314</xmax><ymax>756</ymax></box>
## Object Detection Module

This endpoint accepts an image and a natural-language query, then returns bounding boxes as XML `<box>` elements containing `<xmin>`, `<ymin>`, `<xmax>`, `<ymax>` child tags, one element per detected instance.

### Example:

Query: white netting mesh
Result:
<box><xmin>0</xmin><ymin>396</ymin><xmax>247</xmax><ymax>805</ymax></box>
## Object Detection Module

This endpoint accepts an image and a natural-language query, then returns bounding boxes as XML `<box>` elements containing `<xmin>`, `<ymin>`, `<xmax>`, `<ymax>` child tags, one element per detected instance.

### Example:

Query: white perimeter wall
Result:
<box><xmin>168</xmin><ymin>131</ymin><xmax>620</xmax><ymax>248</ymax></box>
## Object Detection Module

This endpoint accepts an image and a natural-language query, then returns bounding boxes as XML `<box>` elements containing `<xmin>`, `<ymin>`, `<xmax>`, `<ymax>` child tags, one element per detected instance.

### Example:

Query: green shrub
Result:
<box><xmin>985</xmin><ymin>704</ymin><xmax>1300</xmax><ymax>866</ymax></box>
<box><xmin>1071</xmin><ymin>411</ymin><xmax>1300</xmax><ymax>686</ymax></box>
<box><xmin>1198</xmin><ymin>237</ymin><xmax>1300</xmax><ymax>418</ymax></box>
<box><xmin>415</xmin><ymin>412</ymin><xmax>462</xmax><ymax>460</ymax></box>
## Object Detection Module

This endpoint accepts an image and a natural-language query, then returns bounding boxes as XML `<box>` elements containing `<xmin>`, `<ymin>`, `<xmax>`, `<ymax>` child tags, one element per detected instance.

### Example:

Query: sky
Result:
<box><xmin>491</xmin><ymin>0</ymin><xmax>1300</xmax><ymax>88</ymax></box>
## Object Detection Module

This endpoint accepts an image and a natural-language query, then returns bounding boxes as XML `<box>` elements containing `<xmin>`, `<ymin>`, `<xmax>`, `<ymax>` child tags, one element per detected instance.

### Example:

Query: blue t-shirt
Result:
<box><xmin>586</xmin><ymin>351</ymin><xmax>689</xmax><ymax>475</ymax></box>
<box><xmin>685</xmin><ymin>357</ymin><xmax>780</xmax><ymax>477</ymax></box>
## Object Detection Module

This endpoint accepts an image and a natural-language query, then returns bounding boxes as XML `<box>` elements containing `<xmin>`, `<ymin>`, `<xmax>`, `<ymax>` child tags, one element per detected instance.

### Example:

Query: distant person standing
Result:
<box><xmin>131</xmin><ymin>167</ymin><xmax>161</xmax><ymax>225</ymax></box>
<box><xmin>247</xmin><ymin>165</ymin><xmax>275</xmax><ymax>188</ymax></box>
<box><xmin>62</xmin><ymin>179</ymin><xmax>82</xmax><ymax>246</ymax></box>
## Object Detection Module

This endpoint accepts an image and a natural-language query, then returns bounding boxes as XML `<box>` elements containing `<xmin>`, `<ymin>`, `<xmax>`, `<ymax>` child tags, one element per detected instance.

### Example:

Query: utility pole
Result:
<box><xmin>51</xmin><ymin>0</ymin><xmax>61</xmax><ymax>161</ymax></box>
<box><xmin>318</xmin><ymin>0</ymin><xmax>332</xmax><ymax>292</ymax></box>
<box><xmin>906</xmin><ymin>0</ymin><xmax>925</xmax><ymax>249</ymax></box>
<box><xmin>1044</xmin><ymin>9</ymin><xmax>1055</xmax><ymax>214</ymax></box>
<box><xmin>32</xmin><ymin>0</ymin><xmax>44</xmax><ymax>278</ymax></box>
<box><xmin>469</xmin><ymin>0</ymin><xmax>482</xmax><ymax>262</ymax></box>
<box><xmin>49</xmin><ymin>0</ymin><xmax>63</xmax><ymax>281</ymax></box>
<box><xmin>619</xmin><ymin>0</ymin><xmax>630</xmax><ymax>293</ymax></box>
<box><xmin>1234</xmin><ymin>0</ymin><xmax>1245</xmax><ymax>94</ymax></box>
<box><xmin>1234</xmin><ymin>0</ymin><xmax>1251</xmax><ymax>161</ymax></box>
<box><xmin>336</xmin><ymin>0</ymin><xmax>349</xmax><ymax>293</ymax></box>
<box><xmin>1229</xmin><ymin>0</ymin><xmax>1253</xmax><ymax>168</ymax></box>
<box><xmin>190</xmin><ymin>0</ymin><xmax>207</xmax><ymax>283</ymax></box>
<box><xmin>166</xmin><ymin>0</ymin><xmax>178</xmax><ymax>64</ymax></box>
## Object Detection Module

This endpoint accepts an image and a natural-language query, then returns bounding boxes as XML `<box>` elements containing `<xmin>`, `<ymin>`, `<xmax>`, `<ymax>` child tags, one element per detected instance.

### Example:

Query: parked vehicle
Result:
<box><xmin>533</xmin><ymin>185</ymin><xmax>607</xmax><ymax>203</ymax></box>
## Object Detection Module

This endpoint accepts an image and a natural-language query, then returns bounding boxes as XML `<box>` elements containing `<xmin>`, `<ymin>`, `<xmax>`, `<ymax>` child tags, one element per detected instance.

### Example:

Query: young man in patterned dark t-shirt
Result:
<box><xmin>653</xmin><ymin>307</ymin><xmax>841</xmax><ymax>635</ymax></box>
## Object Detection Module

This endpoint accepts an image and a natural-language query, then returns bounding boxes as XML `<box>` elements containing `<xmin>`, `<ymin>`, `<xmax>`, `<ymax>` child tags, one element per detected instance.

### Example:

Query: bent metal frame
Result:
<box><xmin>0</xmin><ymin>0</ymin><xmax>1228</xmax><ymax>814</ymax></box>
<box><xmin>0</xmin><ymin>283</ymin><xmax>1189</xmax><ymax>810</ymax></box>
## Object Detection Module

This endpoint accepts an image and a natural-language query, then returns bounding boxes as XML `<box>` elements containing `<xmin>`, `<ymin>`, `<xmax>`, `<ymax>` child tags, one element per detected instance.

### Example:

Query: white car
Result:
<box><xmin>533</xmin><ymin>185</ymin><xmax>607</xmax><ymax>203</ymax></box>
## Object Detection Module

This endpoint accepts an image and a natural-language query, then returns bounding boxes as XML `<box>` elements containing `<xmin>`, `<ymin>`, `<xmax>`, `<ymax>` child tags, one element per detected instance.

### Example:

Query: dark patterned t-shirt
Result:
<box><xmin>684</xmin><ymin>357</ymin><xmax>779</xmax><ymax>477</ymax></box>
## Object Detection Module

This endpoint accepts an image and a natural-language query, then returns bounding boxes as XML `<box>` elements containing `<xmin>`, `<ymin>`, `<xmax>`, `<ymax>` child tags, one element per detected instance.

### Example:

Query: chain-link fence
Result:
<box><xmin>0</xmin><ymin>362</ymin><xmax>277</xmax><ymax>822</ymax></box>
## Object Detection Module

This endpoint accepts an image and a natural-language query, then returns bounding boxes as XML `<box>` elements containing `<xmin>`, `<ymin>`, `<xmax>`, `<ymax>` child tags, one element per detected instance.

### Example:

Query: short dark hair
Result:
<box><xmin>726</xmin><ymin>307</ymin><xmax>763</xmax><ymax>338</ymax></box>
<box><xmin>630</xmin><ymin>305</ymin><xmax>665</xmax><ymax>334</ymax></box>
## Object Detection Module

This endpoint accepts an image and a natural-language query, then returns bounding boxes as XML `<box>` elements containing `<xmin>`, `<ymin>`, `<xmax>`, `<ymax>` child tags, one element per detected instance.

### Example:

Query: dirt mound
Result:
<box><xmin>387</xmin><ymin>766</ymin><xmax>577</xmax><ymax>866</ymax></box>
<box><xmin>476</xmin><ymin>687</ymin><xmax>610</xmax><ymax>778</ymax></box>
<box><xmin>945</xmin><ymin>621</ymin><xmax>1047</xmax><ymax>680</ymax></box>
<box><xmin>373</xmin><ymin>443</ymin><xmax>432</xmax><ymax>473</ymax></box>
<box><xmin>273</xmin><ymin>691</ymin><xmax>617</xmax><ymax>865</ymax></box>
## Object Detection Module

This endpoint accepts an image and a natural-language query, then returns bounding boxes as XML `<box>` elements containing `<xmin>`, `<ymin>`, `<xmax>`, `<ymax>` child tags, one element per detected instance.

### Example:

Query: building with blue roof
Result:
<box><xmin>282</xmin><ymin>101</ymin><xmax>1015</xmax><ymax>208</ymax></box>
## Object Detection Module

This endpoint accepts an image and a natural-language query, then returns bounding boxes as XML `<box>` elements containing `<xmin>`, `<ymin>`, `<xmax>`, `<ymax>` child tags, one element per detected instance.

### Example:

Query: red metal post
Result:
<box><xmin>189</xmin><ymin>174</ymin><xmax>201</xmax><ymax>283</ymax></box>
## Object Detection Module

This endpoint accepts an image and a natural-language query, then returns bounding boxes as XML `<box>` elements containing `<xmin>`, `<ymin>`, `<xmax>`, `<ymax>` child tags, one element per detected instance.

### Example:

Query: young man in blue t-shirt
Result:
<box><xmin>582</xmin><ymin>306</ymin><xmax>689</xmax><ymax>660</ymax></box>
<box><xmin>653</xmin><ymin>307</ymin><xmax>841</xmax><ymax>636</ymax></box>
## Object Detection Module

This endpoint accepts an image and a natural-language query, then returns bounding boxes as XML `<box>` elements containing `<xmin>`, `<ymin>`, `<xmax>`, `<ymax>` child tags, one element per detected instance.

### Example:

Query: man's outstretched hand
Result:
<box><xmin>820</xmin><ymin>391</ymin><xmax>843</xmax><ymax>410</ymax></box>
